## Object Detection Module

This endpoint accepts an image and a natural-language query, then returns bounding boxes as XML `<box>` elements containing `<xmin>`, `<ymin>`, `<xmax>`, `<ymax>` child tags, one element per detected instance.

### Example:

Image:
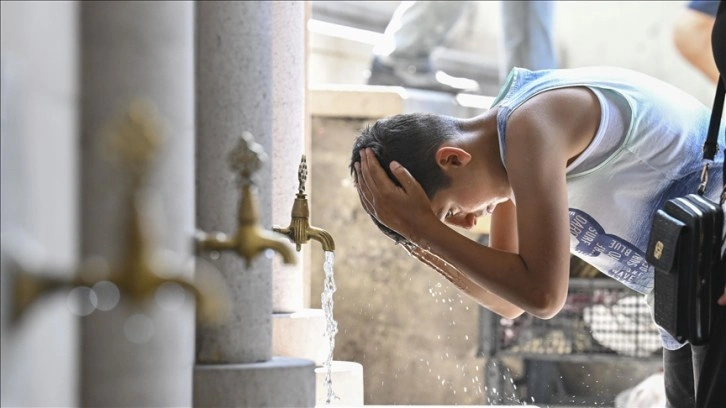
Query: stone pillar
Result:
<box><xmin>194</xmin><ymin>1</ymin><xmax>314</xmax><ymax>406</ymax></box>
<box><xmin>0</xmin><ymin>2</ymin><xmax>79</xmax><ymax>406</ymax></box>
<box><xmin>79</xmin><ymin>2</ymin><xmax>195</xmax><ymax>406</ymax></box>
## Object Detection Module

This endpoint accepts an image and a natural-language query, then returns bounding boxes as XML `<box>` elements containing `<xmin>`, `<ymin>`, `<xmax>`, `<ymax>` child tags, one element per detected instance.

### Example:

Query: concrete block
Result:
<box><xmin>194</xmin><ymin>357</ymin><xmax>316</xmax><ymax>408</ymax></box>
<box><xmin>272</xmin><ymin>309</ymin><xmax>329</xmax><ymax>365</ymax></box>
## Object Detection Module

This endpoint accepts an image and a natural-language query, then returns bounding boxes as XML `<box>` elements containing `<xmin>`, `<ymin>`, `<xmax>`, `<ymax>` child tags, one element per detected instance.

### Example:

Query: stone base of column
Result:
<box><xmin>272</xmin><ymin>309</ymin><xmax>329</xmax><ymax>365</ymax></box>
<box><xmin>315</xmin><ymin>361</ymin><xmax>364</xmax><ymax>407</ymax></box>
<box><xmin>194</xmin><ymin>357</ymin><xmax>315</xmax><ymax>407</ymax></box>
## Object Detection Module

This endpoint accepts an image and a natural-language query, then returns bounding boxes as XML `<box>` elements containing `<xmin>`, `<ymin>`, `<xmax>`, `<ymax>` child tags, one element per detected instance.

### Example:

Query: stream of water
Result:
<box><xmin>322</xmin><ymin>250</ymin><xmax>339</xmax><ymax>404</ymax></box>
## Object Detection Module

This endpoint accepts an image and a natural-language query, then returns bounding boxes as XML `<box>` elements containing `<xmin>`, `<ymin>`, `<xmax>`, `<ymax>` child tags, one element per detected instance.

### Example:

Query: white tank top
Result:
<box><xmin>491</xmin><ymin>67</ymin><xmax>725</xmax><ymax>349</ymax></box>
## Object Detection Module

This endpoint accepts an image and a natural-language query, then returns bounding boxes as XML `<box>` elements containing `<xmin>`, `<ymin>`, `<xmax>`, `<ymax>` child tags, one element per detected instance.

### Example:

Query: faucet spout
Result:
<box><xmin>308</xmin><ymin>226</ymin><xmax>335</xmax><ymax>252</ymax></box>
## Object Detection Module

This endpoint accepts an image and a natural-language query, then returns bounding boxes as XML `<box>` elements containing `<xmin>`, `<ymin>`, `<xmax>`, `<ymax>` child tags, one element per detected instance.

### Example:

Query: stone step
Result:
<box><xmin>193</xmin><ymin>357</ymin><xmax>315</xmax><ymax>407</ymax></box>
<box><xmin>272</xmin><ymin>308</ymin><xmax>329</xmax><ymax>365</ymax></box>
<box><xmin>308</xmin><ymin>16</ymin><xmax>501</xmax><ymax>95</ymax></box>
<box><xmin>315</xmin><ymin>361</ymin><xmax>364</xmax><ymax>407</ymax></box>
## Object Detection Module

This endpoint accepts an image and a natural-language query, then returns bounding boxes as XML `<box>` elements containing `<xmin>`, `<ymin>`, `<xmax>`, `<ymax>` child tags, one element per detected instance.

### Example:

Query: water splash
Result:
<box><xmin>322</xmin><ymin>251</ymin><xmax>339</xmax><ymax>404</ymax></box>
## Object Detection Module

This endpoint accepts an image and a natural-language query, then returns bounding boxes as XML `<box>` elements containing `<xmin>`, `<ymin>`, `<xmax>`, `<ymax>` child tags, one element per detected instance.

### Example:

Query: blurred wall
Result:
<box><xmin>310</xmin><ymin>116</ymin><xmax>488</xmax><ymax>405</ymax></box>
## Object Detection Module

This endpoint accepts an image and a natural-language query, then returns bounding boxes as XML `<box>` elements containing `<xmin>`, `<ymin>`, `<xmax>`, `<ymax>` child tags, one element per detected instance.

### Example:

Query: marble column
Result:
<box><xmin>0</xmin><ymin>2</ymin><xmax>79</xmax><ymax>406</ymax></box>
<box><xmin>194</xmin><ymin>1</ymin><xmax>314</xmax><ymax>407</ymax></box>
<box><xmin>79</xmin><ymin>2</ymin><xmax>195</xmax><ymax>406</ymax></box>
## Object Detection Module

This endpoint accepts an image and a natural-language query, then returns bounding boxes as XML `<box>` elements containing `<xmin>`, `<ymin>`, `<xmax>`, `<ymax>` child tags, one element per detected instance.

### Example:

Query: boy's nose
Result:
<box><xmin>463</xmin><ymin>213</ymin><xmax>478</xmax><ymax>229</ymax></box>
<box><xmin>448</xmin><ymin>213</ymin><xmax>477</xmax><ymax>229</ymax></box>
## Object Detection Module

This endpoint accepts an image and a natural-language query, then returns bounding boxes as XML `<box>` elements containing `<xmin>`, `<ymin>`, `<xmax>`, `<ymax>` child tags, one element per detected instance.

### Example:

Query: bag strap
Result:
<box><xmin>698</xmin><ymin>76</ymin><xmax>725</xmax><ymax>202</ymax></box>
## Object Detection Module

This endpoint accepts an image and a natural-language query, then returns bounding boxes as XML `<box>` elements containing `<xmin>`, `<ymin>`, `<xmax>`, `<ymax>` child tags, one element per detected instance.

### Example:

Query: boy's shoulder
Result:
<box><xmin>506</xmin><ymin>86</ymin><xmax>602</xmax><ymax>166</ymax></box>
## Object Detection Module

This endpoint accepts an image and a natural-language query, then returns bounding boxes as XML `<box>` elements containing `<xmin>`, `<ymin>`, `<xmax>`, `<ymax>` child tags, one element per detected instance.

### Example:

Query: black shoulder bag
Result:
<box><xmin>645</xmin><ymin>78</ymin><xmax>725</xmax><ymax>346</ymax></box>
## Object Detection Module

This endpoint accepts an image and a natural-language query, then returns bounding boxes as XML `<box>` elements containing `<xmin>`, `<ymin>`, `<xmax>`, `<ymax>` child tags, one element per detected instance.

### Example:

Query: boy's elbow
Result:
<box><xmin>502</xmin><ymin>308</ymin><xmax>525</xmax><ymax>320</ymax></box>
<box><xmin>528</xmin><ymin>287</ymin><xmax>567</xmax><ymax>320</ymax></box>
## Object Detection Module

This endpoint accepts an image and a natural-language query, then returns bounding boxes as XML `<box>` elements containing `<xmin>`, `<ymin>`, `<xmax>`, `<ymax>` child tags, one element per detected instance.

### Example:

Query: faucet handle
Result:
<box><xmin>103</xmin><ymin>98</ymin><xmax>165</xmax><ymax>185</ymax></box>
<box><xmin>297</xmin><ymin>154</ymin><xmax>308</xmax><ymax>195</ymax></box>
<box><xmin>228</xmin><ymin>131</ymin><xmax>267</xmax><ymax>187</ymax></box>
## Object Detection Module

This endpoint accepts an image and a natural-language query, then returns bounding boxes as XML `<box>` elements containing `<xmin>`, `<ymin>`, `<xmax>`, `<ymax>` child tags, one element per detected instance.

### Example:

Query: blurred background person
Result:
<box><xmin>673</xmin><ymin>0</ymin><xmax>720</xmax><ymax>84</ymax></box>
<box><xmin>498</xmin><ymin>1</ymin><xmax>558</xmax><ymax>82</ymax></box>
<box><xmin>367</xmin><ymin>1</ymin><xmax>557</xmax><ymax>94</ymax></box>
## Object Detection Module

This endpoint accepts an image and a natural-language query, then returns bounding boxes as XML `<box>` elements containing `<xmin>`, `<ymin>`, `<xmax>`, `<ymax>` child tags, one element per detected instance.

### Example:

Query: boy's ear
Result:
<box><xmin>435</xmin><ymin>146</ymin><xmax>472</xmax><ymax>169</ymax></box>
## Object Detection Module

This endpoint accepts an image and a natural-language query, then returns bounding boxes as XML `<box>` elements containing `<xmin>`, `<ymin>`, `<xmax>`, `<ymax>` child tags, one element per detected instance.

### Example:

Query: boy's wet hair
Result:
<box><xmin>349</xmin><ymin>113</ymin><xmax>459</xmax><ymax>245</ymax></box>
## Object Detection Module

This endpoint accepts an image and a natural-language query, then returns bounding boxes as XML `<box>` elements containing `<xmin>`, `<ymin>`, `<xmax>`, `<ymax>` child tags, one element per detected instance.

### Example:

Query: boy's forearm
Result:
<box><xmin>404</xmin><ymin>244</ymin><xmax>524</xmax><ymax>319</ymax></box>
<box><xmin>411</xmin><ymin>219</ymin><xmax>567</xmax><ymax>319</ymax></box>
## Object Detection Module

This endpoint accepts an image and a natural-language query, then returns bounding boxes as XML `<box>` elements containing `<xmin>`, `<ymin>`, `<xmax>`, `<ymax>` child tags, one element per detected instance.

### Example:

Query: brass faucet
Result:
<box><xmin>195</xmin><ymin>131</ymin><xmax>296</xmax><ymax>267</ymax></box>
<box><xmin>8</xmin><ymin>99</ymin><xmax>229</xmax><ymax>323</ymax></box>
<box><xmin>273</xmin><ymin>155</ymin><xmax>335</xmax><ymax>252</ymax></box>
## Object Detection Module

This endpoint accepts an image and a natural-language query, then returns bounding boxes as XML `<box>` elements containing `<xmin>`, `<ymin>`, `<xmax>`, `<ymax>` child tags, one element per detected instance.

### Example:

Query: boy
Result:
<box><xmin>350</xmin><ymin>66</ymin><xmax>724</xmax><ymax>407</ymax></box>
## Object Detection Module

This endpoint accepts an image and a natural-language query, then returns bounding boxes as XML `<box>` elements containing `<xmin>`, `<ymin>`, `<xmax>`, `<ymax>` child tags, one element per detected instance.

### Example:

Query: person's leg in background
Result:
<box><xmin>673</xmin><ymin>0</ymin><xmax>720</xmax><ymax>84</ymax></box>
<box><xmin>696</xmin><ymin>306</ymin><xmax>726</xmax><ymax>407</ymax></box>
<box><xmin>712</xmin><ymin>0</ymin><xmax>726</xmax><ymax>80</ymax></box>
<box><xmin>696</xmin><ymin>4</ymin><xmax>726</xmax><ymax>407</ymax></box>
<box><xmin>368</xmin><ymin>1</ymin><xmax>475</xmax><ymax>93</ymax></box>
<box><xmin>499</xmin><ymin>0</ymin><xmax>558</xmax><ymax>82</ymax></box>
<box><xmin>663</xmin><ymin>344</ymin><xmax>708</xmax><ymax>408</ymax></box>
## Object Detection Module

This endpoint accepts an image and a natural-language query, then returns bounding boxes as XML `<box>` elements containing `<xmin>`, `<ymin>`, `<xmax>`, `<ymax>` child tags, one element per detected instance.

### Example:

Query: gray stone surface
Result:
<box><xmin>195</xmin><ymin>0</ymin><xmax>274</xmax><ymax>364</ymax></box>
<box><xmin>310</xmin><ymin>116</ymin><xmax>486</xmax><ymax>405</ymax></box>
<box><xmin>268</xmin><ymin>0</ymin><xmax>308</xmax><ymax>314</ymax></box>
<box><xmin>196</xmin><ymin>0</ymin><xmax>308</xmax><ymax>364</ymax></box>
<box><xmin>195</xmin><ymin>3</ymin><xmax>317</xmax><ymax>407</ymax></box>
<box><xmin>79</xmin><ymin>2</ymin><xmax>195</xmax><ymax>406</ymax></box>
<box><xmin>194</xmin><ymin>357</ymin><xmax>316</xmax><ymax>408</ymax></box>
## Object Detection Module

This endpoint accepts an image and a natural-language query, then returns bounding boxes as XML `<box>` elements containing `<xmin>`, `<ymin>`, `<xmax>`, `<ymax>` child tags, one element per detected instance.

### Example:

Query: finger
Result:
<box><xmin>353</xmin><ymin>162</ymin><xmax>361</xmax><ymax>187</ymax></box>
<box><xmin>354</xmin><ymin>163</ymin><xmax>376</xmax><ymax>213</ymax></box>
<box><xmin>354</xmin><ymin>161</ymin><xmax>370</xmax><ymax>193</ymax></box>
<box><xmin>357</xmin><ymin>152</ymin><xmax>376</xmax><ymax>194</ymax></box>
<box><xmin>361</xmin><ymin>148</ymin><xmax>391</xmax><ymax>190</ymax></box>
<box><xmin>718</xmin><ymin>286</ymin><xmax>726</xmax><ymax>306</ymax></box>
<box><xmin>389</xmin><ymin>160</ymin><xmax>425</xmax><ymax>196</ymax></box>
<box><xmin>356</xmin><ymin>185</ymin><xmax>375</xmax><ymax>215</ymax></box>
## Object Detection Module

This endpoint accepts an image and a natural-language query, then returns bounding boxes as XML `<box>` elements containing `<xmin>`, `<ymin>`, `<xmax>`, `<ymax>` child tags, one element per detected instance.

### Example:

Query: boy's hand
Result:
<box><xmin>718</xmin><ymin>285</ymin><xmax>726</xmax><ymax>306</ymax></box>
<box><xmin>354</xmin><ymin>148</ymin><xmax>437</xmax><ymax>243</ymax></box>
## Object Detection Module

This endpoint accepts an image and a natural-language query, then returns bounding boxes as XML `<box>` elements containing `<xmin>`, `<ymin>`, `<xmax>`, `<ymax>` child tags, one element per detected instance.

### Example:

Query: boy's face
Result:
<box><xmin>429</xmin><ymin>171</ymin><xmax>510</xmax><ymax>230</ymax></box>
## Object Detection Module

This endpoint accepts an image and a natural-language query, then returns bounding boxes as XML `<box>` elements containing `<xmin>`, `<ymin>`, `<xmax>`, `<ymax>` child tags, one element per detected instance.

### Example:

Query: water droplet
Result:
<box><xmin>91</xmin><ymin>281</ymin><xmax>120</xmax><ymax>311</ymax></box>
<box><xmin>155</xmin><ymin>282</ymin><xmax>187</xmax><ymax>310</ymax></box>
<box><xmin>123</xmin><ymin>314</ymin><xmax>155</xmax><ymax>344</ymax></box>
<box><xmin>209</xmin><ymin>251</ymin><xmax>220</xmax><ymax>260</ymax></box>
<box><xmin>67</xmin><ymin>286</ymin><xmax>97</xmax><ymax>316</ymax></box>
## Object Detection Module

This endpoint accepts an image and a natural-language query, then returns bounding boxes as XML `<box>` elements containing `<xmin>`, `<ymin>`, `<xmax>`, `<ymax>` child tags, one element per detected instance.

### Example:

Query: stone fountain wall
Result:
<box><xmin>309</xmin><ymin>113</ymin><xmax>488</xmax><ymax>405</ymax></box>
